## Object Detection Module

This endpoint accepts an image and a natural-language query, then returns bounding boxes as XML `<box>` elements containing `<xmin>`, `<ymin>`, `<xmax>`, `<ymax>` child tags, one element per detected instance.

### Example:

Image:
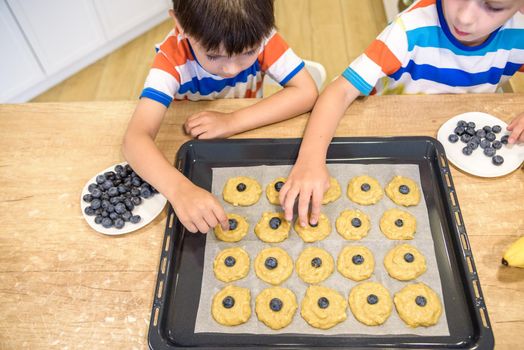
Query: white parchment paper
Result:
<box><xmin>194</xmin><ymin>164</ymin><xmax>449</xmax><ymax>336</ymax></box>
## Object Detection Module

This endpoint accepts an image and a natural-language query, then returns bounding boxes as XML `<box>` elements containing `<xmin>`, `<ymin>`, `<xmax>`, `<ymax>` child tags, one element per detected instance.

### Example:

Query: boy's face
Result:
<box><xmin>442</xmin><ymin>0</ymin><xmax>524</xmax><ymax>46</ymax></box>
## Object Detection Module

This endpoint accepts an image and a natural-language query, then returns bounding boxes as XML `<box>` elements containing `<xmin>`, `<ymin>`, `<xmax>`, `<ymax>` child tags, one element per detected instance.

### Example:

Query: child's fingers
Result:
<box><xmin>297</xmin><ymin>188</ymin><xmax>312</xmax><ymax>227</ymax></box>
<box><xmin>278</xmin><ymin>180</ymin><xmax>291</xmax><ymax>207</ymax></box>
<box><xmin>509</xmin><ymin>124</ymin><xmax>524</xmax><ymax>144</ymax></box>
<box><xmin>193</xmin><ymin>217</ymin><xmax>211</xmax><ymax>233</ymax></box>
<box><xmin>182</xmin><ymin>219</ymin><xmax>198</xmax><ymax>233</ymax></box>
<box><xmin>202</xmin><ymin>211</ymin><xmax>218</xmax><ymax>231</ymax></box>
<box><xmin>282</xmin><ymin>185</ymin><xmax>299</xmax><ymax>221</ymax></box>
<box><xmin>212</xmin><ymin>204</ymin><xmax>229</xmax><ymax>231</ymax></box>
<box><xmin>189</xmin><ymin>125</ymin><xmax>208</xmax><ymax>138</ymax></box>
<box><xmin>309</xmin><ymin>188</ymin><xmax>323</xmax><ymax>225</ymax></box>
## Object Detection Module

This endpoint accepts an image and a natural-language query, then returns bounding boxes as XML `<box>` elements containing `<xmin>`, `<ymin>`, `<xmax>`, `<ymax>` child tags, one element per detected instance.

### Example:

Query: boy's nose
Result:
<box><xmin>456</xmin><ymin>2</ymin><xmax>476</xmax><ymax>27</ymax></box>
<box><xmin>222</xmin><ymin>63</ymin><xmax>241</xmax><ymax>77</ymax></box>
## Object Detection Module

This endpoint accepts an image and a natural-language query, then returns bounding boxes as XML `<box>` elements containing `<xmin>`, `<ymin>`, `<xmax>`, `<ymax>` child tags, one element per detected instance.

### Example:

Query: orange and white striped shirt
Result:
<box><xmin>140</xmin><ymin>29</ymin><xmax>304</xmax><ymax>106</ymax></box>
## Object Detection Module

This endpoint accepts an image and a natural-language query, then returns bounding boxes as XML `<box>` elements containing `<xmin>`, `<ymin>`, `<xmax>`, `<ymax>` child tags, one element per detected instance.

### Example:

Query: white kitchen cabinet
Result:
<box><xmin>0</xmin><ymin>0</ymin><xmax>45</xmax><ymax>102</ymax></box>
<box><xmin>94</xmin><ymin>0</ymin><xmax>170</xmax><ymax>41</ymax></box>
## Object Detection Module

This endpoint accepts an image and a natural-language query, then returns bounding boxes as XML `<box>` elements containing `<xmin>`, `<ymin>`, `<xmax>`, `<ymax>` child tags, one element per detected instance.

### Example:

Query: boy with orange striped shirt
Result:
<box><xmin>123</xmin><ymin>0</ymin><xmax>317</xmax><ymax>234</ymax></box>
<box><xmin>280</xmin><ymin>0</ymin><xmax>524</xmax><ymax>227</ymax></box>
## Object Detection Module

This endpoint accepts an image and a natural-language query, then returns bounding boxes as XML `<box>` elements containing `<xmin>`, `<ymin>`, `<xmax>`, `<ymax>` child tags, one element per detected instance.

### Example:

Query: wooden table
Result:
<box><xmin>0</xmin><ymin>94</ymin><xmax>522</xmax><ymax>349</ymax></box>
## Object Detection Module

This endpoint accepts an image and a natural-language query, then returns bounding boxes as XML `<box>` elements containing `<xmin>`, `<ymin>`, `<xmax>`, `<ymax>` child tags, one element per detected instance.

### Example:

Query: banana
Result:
<box><xmin>502</xmin><ymin>236</ymin><xmax>524</xmax><ymax>268</ymax></box>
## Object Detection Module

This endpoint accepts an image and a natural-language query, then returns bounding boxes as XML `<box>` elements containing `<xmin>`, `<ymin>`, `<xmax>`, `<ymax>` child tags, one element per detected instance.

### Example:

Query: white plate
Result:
<box><xmin>80</xmin><ymin>162</ymin><xmax>167</xmax><ymax>235</ymax></box>
<box><xmin>437</xmin><ymin>112</ymin><xmax>524</xmax><ymax>177</ymax></box>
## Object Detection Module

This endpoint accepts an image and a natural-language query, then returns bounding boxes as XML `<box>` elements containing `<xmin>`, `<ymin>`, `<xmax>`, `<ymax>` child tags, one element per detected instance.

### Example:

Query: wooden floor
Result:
<box><xmin>33</xmin><ymin>0</ymin><xmax>523</xmax><ymax>102</ymax></box>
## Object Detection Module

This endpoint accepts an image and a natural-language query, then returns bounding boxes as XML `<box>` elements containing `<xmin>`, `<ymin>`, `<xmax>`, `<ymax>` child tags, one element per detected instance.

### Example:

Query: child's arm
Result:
<box><xmin>279</xmin><ymin>77</ymin><xmax>361</xmax><ymax>227</ymax></box>
<box><xmin>507</xmin><ymin>112</ymin><xmax>524</xmax><ymax>144</ymax></box>
<box><xmin>184</xmin><ymin>69</ymin><xmax>318</xmax><ymax>139</ymax></box>
<box><xmin>122</xmin><ymin>98</ymin><xmax>228</xmax><ymax>233</ymax></box>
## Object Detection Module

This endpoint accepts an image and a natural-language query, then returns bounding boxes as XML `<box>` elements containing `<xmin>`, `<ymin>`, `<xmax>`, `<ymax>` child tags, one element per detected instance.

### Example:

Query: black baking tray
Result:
<box><xmin>148</xmin><ymin>137</ymin><xmax>494</xmax><ymax>349</ymax></box>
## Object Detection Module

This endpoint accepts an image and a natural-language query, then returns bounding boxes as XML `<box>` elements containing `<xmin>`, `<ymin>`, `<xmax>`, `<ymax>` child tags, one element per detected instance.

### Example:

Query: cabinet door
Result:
<box><xmin>94</xmin><ymin>0</ymin><xmax>170</xmax><ymax>41</ymax></box>
<box><xmin>0</xmin><ymin>0</ymin><xmax>45</xmax><ymax>102</ymax></box>
<box><xmin>7</xmin><ymin>0</ymin><xmax>105</xmax><ymax>75</ymax></box>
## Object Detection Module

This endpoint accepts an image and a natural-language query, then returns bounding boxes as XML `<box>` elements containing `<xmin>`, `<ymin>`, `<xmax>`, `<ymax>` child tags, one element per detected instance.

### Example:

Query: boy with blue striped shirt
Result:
<box><xmin>280</xmin><ymin>0</ymin><xmax>524</xmax><ymax>228</ymax></box>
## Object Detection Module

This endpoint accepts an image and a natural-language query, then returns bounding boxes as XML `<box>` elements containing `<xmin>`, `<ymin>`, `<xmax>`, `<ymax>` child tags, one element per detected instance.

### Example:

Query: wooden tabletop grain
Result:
<box><xmin>0</xmin><ymin>94</ymin><xmax>522</xmax><ymax>349</ymax></box>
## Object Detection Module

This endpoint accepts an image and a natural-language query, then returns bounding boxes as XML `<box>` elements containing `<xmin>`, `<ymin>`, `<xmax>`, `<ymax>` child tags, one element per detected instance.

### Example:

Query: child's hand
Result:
<box><xmin>184</xmin><ymin>111</ymin><xmax>236</xmax><ymax>139</ymax></box>
<box><xmin>170</xmin><ymin>180</ymin><xmax>228</xmax><ymax>233</ymax></box>
<box><xmin>507</xmin><ymin>112</ymin><xmax>524</xmax><ymax>144</ymax></box>
<box><xmin>279</xmin><ymin>160</ymin><xmax>330</xmax><ymax>228</ymax></box>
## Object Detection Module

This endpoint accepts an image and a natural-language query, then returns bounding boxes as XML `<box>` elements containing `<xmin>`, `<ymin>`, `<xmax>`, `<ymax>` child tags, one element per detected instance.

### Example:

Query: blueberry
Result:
<box><xmin>448</xmin><ymin>134</ymin><xmax>459</xmax><ymax>143</ymax></box>
<box><xmin>116</xmin><ymin>185</ymin><xmax>127</xmax><ymax>194</ymax></box>
<box><xmin>274</xmin><ymin>181</ymin><xmax>284</xmax><ymax>192</ymax></box>
<box><xmin>360</xmin><ymin>183</ymin><xmax>371</xmax><ymax>192</ymax></box>
<box><xmin>479</xmin><ymin>139</ymin><xmax>491</xmax><ymax>149</ymax></box>
<box><xmin>91</xmin><ymin>199</ymin><xmax>101</xmax><ymax>210</ymax></box>
<box><xmin>265</xmin><ymin>257</ymin><xmax>278</xmax><ymax>269</ymax></box>
<box><xmin>415</xmin><ymin>295</ymin><xmax>427</xmax><ymax>307</ymax></box>
<box><xmin>465</xmin><ymin>127</ymin><xmax>476</xmax><ymax>136</ymax></box>
<box><xmin>131</xmin><ymin>196</ymin><xmax>142</xmax><ymax>206</ymax></box>
<box><xmin>467</xmin><ymin>140</ymin><xmax>479</xmax><ymax>150</ymax></box>
<box><xmin>467</xmin><ymin>121</ymin><xmax>475</xmax><ymax>128</ymax></box>
<box><xmin>114</xmin><ymin>218</ymin><xmax>125</xmax><ymax>229</ymax></box>
<box><xmin>131</xmin><ymin>177</ymin><xmax>142</xmax><ymax>187</ymax></box>
<box><xmin>101</xmin><ymin>218</ymin><xmax>113</xmax><ymax>228</ymax></box>
<box><xmin>84</xmin><ymin>206</ymin><xmax>95</xmax><ymax>216</ymax></box>
<box><xmin>492</xmin><ymin>140</ymin><xmax>502</xmax><ymax>150</ymax></box>
<box><xmin>140</xmin><ymin>186</ymin><xmax>152</xmax><ymax>198</ymax></box>
<box><xmin>227</xmin><ymin>218</ymin><xmax>238</xmax><ymax>231</ymax></box>
<box><xmin>224</xmin><ymin>256</ymin><xmax>236</xmax><ymax>267</ymax></box>
<box><xmin>88</xmin><ymin>183</ymin><xmax>99</xmax><ymax>193</ymax></box>
<box><xmin>130</xmin><ymin>215</ymin><xmax>141</xmax><ymax>224</ymax></box>
<box><xmin>236</xmin><ymin>183</ymin><xmax>246</xmax><ymax>192</ymax></box>
<box><xmin>492</xmin><ymin>125</ymin><xmax>502</xmax><ymax>133</ymax></box>
<box><xmin>367</xmin><ymin>294</ymin><xmax>379</xmax><ymax>305</ymax></box>
<box><xmin>109</xmin><ymin>212</ymin><xmax>120</xmax><ymax>220</ymax></box>
<box><xmin>100</xmin><ymin>200</ymin><xmax>110</xmax><ymax>210</ymax></box>
<box><xmin>83</xmin><ymin>193</ymin><xmax>93</xmax><ymax>203</ymax></box>
<box><xmin>483</xmin><ymin>125</ymin><xmax>492</xmax><ymax>133</ymax></box>
<box><xmin>485</xmin><ymin>132</ymin><xmax>496</xmax><ymax>141</ymax></box>
<box><xmin>122</xmin><ymin>211</ymin><xmax>132</xmax><ymax>222</ymax></box>
<box><xmin>399</xmin><ymin>185</ymin><xmax>410</xmax><ymax>194</ymax></box>
<box><xmin>91</xmin><ymin>188</ymin><xmax>102</xmax><ymax>198</ymax></box>
<box><xmin>404</xmin><ymin>253</ymin><xmax>414</xmax><ymax>263</ymax></box>
<box><xmin>102</xmin><ymin>180</ymin><xmax>113</xmax><ymax>190</ymax></box>
<box><xmin>96</xmin><ymin>174</ymin><xmax>106</xmax><ymax>184</ymax></box>
<box><xmin>470</xmin><ymin>136</ymin><xmax>480</xmax><ymax>144</ymax></box>
<box><xmin>454</xmin><ymin>126</ymin><xmax>466</xmax><ymax>136</ymax></box>
<box><xmin>107</xmin><ymin>187</ymin><xmax>119</xmax><ymax>197</ymax></box>
<box><xmin>114</xmin><ymin>164</ymin><xmax>124</xmax><ymax>173</ymax></box>
<box><xmin>351</xmin><ymin>217</ymin><xmax>362</xmax><ymax>228</ymax></box>
<box><xmin>269</xmin><ymin>217</ymin><xmax>281</xmax><ymax>229</ymax></box>
<box><xmin>500</xmin><ymin>135</ymin><xmax>509</xmax><ymax>145</ymax></box>
<box><xmin>475</xmin><ymin>129</ymin><xmax>486</xmax><ymax>138</ymax></box>
<box><xmin>94</xmin><ymin>208</ymin><xmax>102</xmax><ymax>215</ymax></box>
<box><xmin>317</xmin><ymin>297</ymin><xmax>329</xmax><ymax>309</ymax></box>
<box><xmin>114</xmin><ymin>203</ymin><xmax>126</xmax><ymax>214</ymax></box>
<box><xmin>101</xmin><ymin>210</ymin><xmax>109</xmax><ymax>218</ymax></box>
<box><xmin>131</xmin><ymin>187</ymin><xmax>140</xmax><ymax>197</ymax></box>
<box><xmin>457</xmin><ymin>120</ymin><xmax>467</xmax><ymax>127</ymax></box>
<box><xmin>311</xmin><ymin>257</ymin><xmax>322</xmax><ymax>268</ymax></box>
<box><xmin>460</xmin><ymin>134</ymin><xmax>471</xmax><ymax>143</ymax></box>
<box><xmin>94</xmin><ymin>215</ymin><xmax>103</xmax><ymax>224</ymax></box>
<box><xmin>309</xmin><ymin>221</ymin><xmax>318</xmax><ymax>228</ymax></box>
<box><xmin>462</xmin><ymin>146</ymin><xmax>473</xmax><ymax>156</ymax></box>
<box><xmin>270</xmin><ymin>298</ymin><xmax>283</xmax><ymax>312</ymax></box>
<box><xmin>395</xmin><ymin>219</ymin><xmax>404</xmax><ymax>227</ymax></box>
<box><xmin>124</xmin><ymin>199</ymin><xmax>134</xmax><ymax>211</ymax></box>
<box><xmin>352</xmin><ymin>254</ymin><xmax>364</xmax><ymax>265</ymax></box>
<box><xmin>483</xmin><ymin>147</ymin><xmax>496</xmax><ymax>157</ymax></box>
<box><xmin>104</xmin><ymin>171</ymin><xmax>115</xmax><ymax>180</ymax></box>
<box><xmin>222</xmin><ymin>296</ymin><xmax>235</xmax><ymax>309</ymax></box>
<box><xmin>492</xmin><ymin>155</ymin><xmax>504</xmax><ymax>166</ymax></box>
<box><xmin>100</xmin><ymin>193</ymin><xmax>109</xmax><ymax>201</ymax></box>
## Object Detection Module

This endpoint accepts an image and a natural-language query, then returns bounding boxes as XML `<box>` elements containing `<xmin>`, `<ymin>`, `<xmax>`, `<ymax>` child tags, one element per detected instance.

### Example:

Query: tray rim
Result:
<box><xmin>148</xmin><ymin>136</ymin><xmax>494</xmax><ymax>350</ymax></box>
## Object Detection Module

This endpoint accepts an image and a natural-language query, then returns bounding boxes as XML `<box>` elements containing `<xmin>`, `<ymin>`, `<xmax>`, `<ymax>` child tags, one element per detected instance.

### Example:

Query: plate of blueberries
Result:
<box><xmin>81</xmin><ymin>162</ymin><xmax>167</xmax><ymax>235</ymax></box>
<box><xmin>437</xmin><ymin>112</ymin><xmax>524</xmax><ymax>178</ymax></box>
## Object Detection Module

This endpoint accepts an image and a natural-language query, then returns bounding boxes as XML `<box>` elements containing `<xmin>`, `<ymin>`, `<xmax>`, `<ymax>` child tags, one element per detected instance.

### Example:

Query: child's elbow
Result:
<box><xmin>303</xmin><ymin>82</ymin><xmax>319</xmax><ymax>110</ymax></box>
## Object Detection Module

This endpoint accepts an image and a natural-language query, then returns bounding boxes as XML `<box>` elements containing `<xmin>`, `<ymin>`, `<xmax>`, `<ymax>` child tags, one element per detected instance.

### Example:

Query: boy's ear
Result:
<box><xmin>169</xmin><ymin>9</ymin><xmax>185</xmax><ymax>35</ymax></box>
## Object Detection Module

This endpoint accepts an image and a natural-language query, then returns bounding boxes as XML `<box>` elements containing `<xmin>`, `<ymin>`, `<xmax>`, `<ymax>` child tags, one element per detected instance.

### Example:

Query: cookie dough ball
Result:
<box><xmin>294</xmin><ymin>213</ymin><xmax>331</xmax><ymax>242</ymax></box>
<box><xmin>322</xmin><ymin>177</ymin><xmax>341</xmax><ymax>204</ymax></box>
<box><xmin>266</xmin><ymin>177</ymin><xmax>286</xmax><ymax>205</ymax></box>
<box><xmin>223</xmin><ymin>176</ymin><xmax>262</xmax><ymax>206</ymax></box>
<box><xmin>254</xmin><ymin>247</ymin><xmax>293</xmax><ymax>285</ymax></box>
<box><xmin>213</xmin><ymin>247</ymin><xmax>250</xmax><ymax>282</ymax></box>
<box><xmin>384</xmin><ymin>244</ymin><xmax>427</xmax><ymax>281</ymax></box>
<box><xmin>349</xmin><ymin>282</ymin><xmax>393</xmax><ymax>326</ymax></box>
<box><xmin>214</xmin><ymin>213</ymin><xmax>248</xmax><ymax>242</ymax></box>
<box><xmin>394</xmin><ymin>283</ymin><xmax>442</xmax><ymax>327</ymax></box>
<box><xmin>385</xmin><ymin>176</ymin><xmax>420</xmax><ymax>207</ymax></box>
<box><xmin>254</xmin><ymin>212</ymin><xmax>290</xmax><ymax>243</ymax></box>
<box><xmin>379</xmin><ymin>208</ymin><xmax>417</xmax><ymax>240</ymax></box>
<box><xmin>295</xmin><ymin>247</ymin><xmax>334</xmax><ymax>284</ymax></box>
<box><xmin>211</xmin><ymin>285</ymin><xmax>251</xmax><ymax>326</ymax></box>
<box><xmin>255</xmin><ymin>287</ymin><xmax>297</xmax><ymax>330</ymax></box>
<box><xmin>347</xmin><ymin>175</ymin><xmax>383</xmax><ymax>205</ymax></box>
<box><xmin>301</xmin><ymin>285</ymin><xmax>347</xmax><ymax>329</ymax></box>
<box><xmin>336</xmin><ymin>209</ymin><xmax>371</xmax><ymax>240</ymax></box>
<box><xmin>337</xmin><ymin>245</ymin><xmax>375</xmax><ymax>281</ymax></box>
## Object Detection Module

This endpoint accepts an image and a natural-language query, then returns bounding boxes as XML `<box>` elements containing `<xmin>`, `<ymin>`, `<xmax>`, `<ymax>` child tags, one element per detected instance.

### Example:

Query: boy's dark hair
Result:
<box><xmin>172</xmin><ymin>0</ymin><xmax>275</xmax><ymax>55</ymax></box>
